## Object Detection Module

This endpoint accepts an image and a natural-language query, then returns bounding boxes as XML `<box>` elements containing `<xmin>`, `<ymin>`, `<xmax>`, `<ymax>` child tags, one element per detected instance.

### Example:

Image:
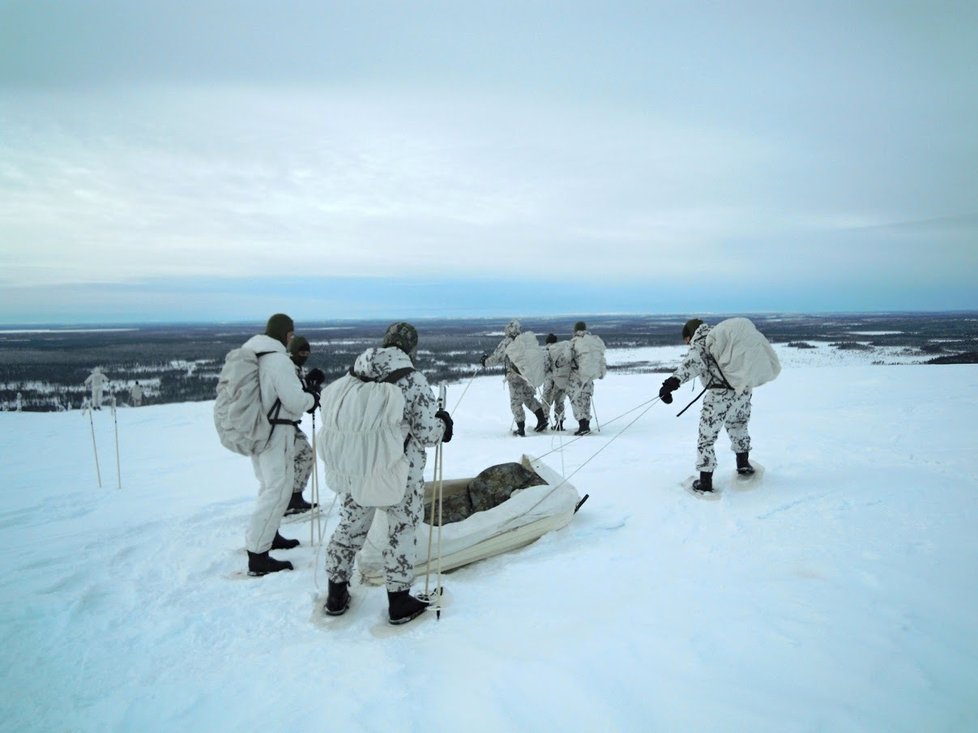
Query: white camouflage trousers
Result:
<box><xmin>567</xmin><ymin>374</ymin><xmax>594</xmax><ymax>421</ymax></box>
<box><xmin>541</xmin><ymin>378</ymin><xmax>567</xmax><ymax>422</ymax></box>
<box><xmin>696</xmin><ymin>388</ymin><xmax>752</xmax><ymax>473</ymax></box>
<box><xmin>293</xmin><ymin>429</ymin><xmax>313</xmax><ymax>495</ymax></box>
<box><xmin>246</xmin><ymin>428</ymin><xmax>295</xmax><ymax>553</ymax></box>
<box><xmin>506</xmin><ymin>374</ymin><xmax>542</xmax><ymax>423</ymax></box>
<box><xmin>325</xmin><ymin>478</ymin><xmax>424</xmax><ymax>592</ymax></box>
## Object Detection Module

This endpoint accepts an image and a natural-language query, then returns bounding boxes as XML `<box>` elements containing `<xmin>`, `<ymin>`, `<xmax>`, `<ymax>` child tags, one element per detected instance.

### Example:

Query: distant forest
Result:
<box><xmin>1</xmin><ymin>312</ymin><xmax>976</xmax><ymax>411</ymax></box>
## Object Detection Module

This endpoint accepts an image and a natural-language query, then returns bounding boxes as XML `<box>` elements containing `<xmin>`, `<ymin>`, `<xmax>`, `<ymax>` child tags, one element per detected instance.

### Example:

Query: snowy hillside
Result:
<box><xmin>1</xmin><ymin>349</ymin><xmax>977</xmax><ymax>732</ymax></box>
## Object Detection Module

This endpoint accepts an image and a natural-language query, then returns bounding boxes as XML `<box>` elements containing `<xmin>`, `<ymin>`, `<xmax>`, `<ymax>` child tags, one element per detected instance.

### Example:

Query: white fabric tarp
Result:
<box><xmin>357</xmin><ymin>454</ymin><xmax>581</xmax><ymax>585</ymax></box>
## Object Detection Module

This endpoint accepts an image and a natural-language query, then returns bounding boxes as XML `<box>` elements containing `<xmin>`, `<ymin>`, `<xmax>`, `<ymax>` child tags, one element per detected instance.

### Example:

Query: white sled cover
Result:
<box><xmin>316</xmin><ymin>374</ymin><xmax>410</xmax><ymax>507</ymax></box>
<box><xmin>505</xmin><ymin>331</ymin><xmax>547</xmax><ymax>389</ymax></box>
<box><xmin>213</xmin><ymin>348</ymin><xmax>276</xmax><ymax>456</ymax></box>
<box><xmin>705</xmin><ymin>317</ymin><xmax>781</xmax><ymax>394</ymax></box>
<box><xmin>573</xmin><ymin>333</ymin><xmax>608</xmax><ymax>380</ymax></box>
<box><xmin>357</xmin><ymin>454</ymin><xmax>580</xmax><ymax>584</ymax></box>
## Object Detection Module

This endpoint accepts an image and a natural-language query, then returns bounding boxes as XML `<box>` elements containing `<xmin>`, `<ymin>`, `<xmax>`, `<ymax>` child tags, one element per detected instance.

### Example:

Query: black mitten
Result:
<box><xmin>659</xmin><ymin>376</ymin><xmax>681</xmax><ymax>404</ymax></box>
<box><xmin>306</xmin><ymin>368</ymin><xmax>326</xmax><ymax>390</ymax></box>
<box><xmin>435</xmin><ymin>409</ymin><xmax>454</xmax><ymax>443</ymax></box>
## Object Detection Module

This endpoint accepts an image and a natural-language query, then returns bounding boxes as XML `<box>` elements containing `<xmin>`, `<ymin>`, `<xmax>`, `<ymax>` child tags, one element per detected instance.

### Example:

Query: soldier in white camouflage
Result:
<box><xmin>659</xmin><ymin>319</ymin><xmax>753</xmax><ymax>493</ymax></box>
<box><xmin>285</xmin><ymin>336</ymin><xmax>324</xmax><ymax>516</ymax></box>
<box><xmin>482</xmin><ymin>319</ymin><xmax>547</xmax><ymax>436</ymax></box>
<box><xmin>541</xmin><ymin>333</ymin><xmax>571</xmax><ymax>430</ymax></box>
<box><xmin>567</xmin><ymin>321</ymin><xmax>596</xmax><ymax>435</ymax></box>
<box><xmin>324</xmin><ymin>322</ymin><xmax>453</xmax><ymax>625</ymax></box>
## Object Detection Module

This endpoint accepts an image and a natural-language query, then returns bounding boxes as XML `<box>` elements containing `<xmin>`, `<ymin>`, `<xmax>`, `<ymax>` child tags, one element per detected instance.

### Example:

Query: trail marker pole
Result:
<box><xmin>86</xmin><ymin>406</ymin><xmax>102</xmax><ymax>488</ymax></box>
<box><xmin>111</xmin><ymin>398</ymin><xmax>121</xmax><ymax>489</ymax></box>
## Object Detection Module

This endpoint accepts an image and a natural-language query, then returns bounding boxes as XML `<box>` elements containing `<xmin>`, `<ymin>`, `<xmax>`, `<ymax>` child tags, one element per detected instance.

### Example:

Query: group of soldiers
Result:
<box><xmin>482</xmin><ymin>319</ymin><xmax>601</xmax><ymax>437</ymax></box>
<box><xmin>232</xmin><ymin>313</ymin><xmax>757</xmax><ymax>625</ymax></box>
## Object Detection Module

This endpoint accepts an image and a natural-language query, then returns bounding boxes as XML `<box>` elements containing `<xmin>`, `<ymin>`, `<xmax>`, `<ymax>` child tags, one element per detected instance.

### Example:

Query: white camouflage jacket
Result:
<box><xmin>242</xmin><ymin>334</ymin><xmax>314</xmax><ymax>422</ymax></box>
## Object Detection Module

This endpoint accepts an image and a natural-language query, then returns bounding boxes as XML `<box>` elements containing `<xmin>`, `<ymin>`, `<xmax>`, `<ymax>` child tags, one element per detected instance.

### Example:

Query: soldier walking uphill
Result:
<box><xmin>482</xmin><ymin>319</ymin><xmax>547</xmax><ymax>436</ymax></box>
<box><xmin>659</xmin><ymin>319</ymin><xmax>755</xmax><ymax>493</ymax></box>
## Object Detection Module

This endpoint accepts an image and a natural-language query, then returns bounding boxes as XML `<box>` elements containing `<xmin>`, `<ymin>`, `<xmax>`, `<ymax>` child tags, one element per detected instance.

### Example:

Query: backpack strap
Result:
<box><xmin>255</xmin><ymin>352</ymin><xmax>299</xmax><ymax>436</ymax></box>
<box><xmin>347</xmin><ymin>365</ymin><xmax>415</xmax><ymax>385</ymax></box>
<box><xmin>382</xmin><ymin>367</ymin><xmax>415</xmax><ymax>384</ymax></box>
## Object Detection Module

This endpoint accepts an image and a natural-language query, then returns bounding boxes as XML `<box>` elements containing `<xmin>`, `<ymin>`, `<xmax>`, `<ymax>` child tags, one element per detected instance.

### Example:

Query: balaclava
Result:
<box><xmin>288</xmin><ymin>336</ymin><xmax>311</xmax><ymax>367</ymax></box>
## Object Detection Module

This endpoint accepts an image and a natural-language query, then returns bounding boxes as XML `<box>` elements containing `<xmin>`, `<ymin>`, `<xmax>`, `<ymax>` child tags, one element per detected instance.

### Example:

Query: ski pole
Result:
<box><xmin>423</xmin><ymin>383</ymin><xmax>447</xmax><ymax>619</ymax></box>
<box><xmin>111</xmin><ymin>398</ymin><xmax>121</xmax><ymax>489</ymax></box>
<box><xmin>310</xmin><ymin>411</ymin><xmax>322</xmax><ymax>546</ymax></box>
<box><xmin>591</xmin><ymin>396</ymin><xmax>601</xmax><ymax>433</ymax></box>
<box><xmin>87</xmin><ymin>406</ymin><xmax>102</xmax><ymax>488</ymax></box>
<box><xmin>450</xmin><ymin>367</ymin><xmax>480</xmax><ymax>413</ymax></box>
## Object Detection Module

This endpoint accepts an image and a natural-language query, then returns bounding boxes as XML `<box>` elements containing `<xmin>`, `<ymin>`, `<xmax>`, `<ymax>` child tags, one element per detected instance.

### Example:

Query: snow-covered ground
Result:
<box><xmin>1</xmin><ymin>346</ymin><xmax>977</xmax><ymax>732</ymax></box>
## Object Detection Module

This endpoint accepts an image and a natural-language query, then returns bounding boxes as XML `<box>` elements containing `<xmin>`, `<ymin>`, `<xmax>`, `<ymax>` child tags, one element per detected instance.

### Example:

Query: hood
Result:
<box><xmin>353</xmin><ymin>346</ymin><xmax>413</xmax><ymax>382</ymax></box>
<box><xmin>505</xmin><ymin>319</ymin><xmax>522</xmax><ymax>338</ymax></box>
<box><xmin>242</xmin><ymin>334</ymin><xmax>287</xmax><ymax>354</ymax></box>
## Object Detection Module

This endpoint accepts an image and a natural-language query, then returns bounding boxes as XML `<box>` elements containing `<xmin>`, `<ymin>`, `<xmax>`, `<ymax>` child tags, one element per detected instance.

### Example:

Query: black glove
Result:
<box><xmin>305</xmin><ymin>389</ymin><xmax>321</xmax><ymax>413</ymax></box>
<box><xmin>480</xmin><ymin>352</ymin><xmax>489</xmax><ymax>368</ymax></box>
<box><xmin>659</xmin><ymin>376</ymin><xmax>681</xmax><ymax>404</ymax></box>
<box><xmin>306</xmin><ymin>367</ymin><xmax>326</xmax><ymax>390</ymax></box>
<box><xmin>435</xmin><ymin>409</ymin><xmax>453</xmax><ymax>443</ymax></box>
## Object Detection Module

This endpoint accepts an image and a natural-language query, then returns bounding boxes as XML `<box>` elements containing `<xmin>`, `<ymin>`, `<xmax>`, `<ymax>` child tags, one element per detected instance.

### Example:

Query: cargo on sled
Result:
<box><xmin>357</xmin><ymin>454</ymin><xmax>583</xmax><ymax>585</ymax></box>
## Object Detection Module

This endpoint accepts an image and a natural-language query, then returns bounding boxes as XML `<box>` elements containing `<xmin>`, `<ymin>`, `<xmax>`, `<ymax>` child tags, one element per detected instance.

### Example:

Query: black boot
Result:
<box><xmin>574</xmin><ymin>419</ymin><xmax>590</xmax><ymax>436</ymax></box>
<box><xmin>247</xmin><ymin>550</ymin><xmax>294</xmax><ymax>576</ymax></box>
<box><xmin>285</xmin><ymin>492</ymin><xmax>314</xmax><ymax>515</ymax></box>
<box><xmin>513</xmin><ymin>421</ymin><xmax>526</xmax><ymax>437</ymax></box>
<box><xmin>736</xmin><ymin>452</ymin><xmax>755</xmax><ymax>476</ymax></box>
<box><xmin>387</xmin><ymin>589</ymin><xmax>430</xmax><ymax>625</ymax></box>
<box><xmin>692</xmin><ymin>471</ymin><xmax>714</xmax><ymax>493</ymax></box>
<box><xmin>271</xmin><ymin>531</ymin><xmax>300</xmax><ymax>550</ymax></box>
<box><xmin>324</xmin><ymin>580</ymin><xmax>351</xmax><ymax>616</ymax></box>
<box><xmin>532</xmin><ymin>408</ymin><xmax>548</xmax><ymax>432</ymax></box>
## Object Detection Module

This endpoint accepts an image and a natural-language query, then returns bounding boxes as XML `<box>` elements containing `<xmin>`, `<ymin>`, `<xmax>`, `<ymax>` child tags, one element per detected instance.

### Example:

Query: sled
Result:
<box><xmin>357</xmin><ymin>454</ymin><xmax>581</xmax><ymax>585</ymax></box>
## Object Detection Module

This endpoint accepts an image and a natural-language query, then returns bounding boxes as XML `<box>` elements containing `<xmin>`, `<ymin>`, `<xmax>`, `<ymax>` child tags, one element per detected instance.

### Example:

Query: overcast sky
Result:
<box><xmin>1</xmin><ymin>1</ymin><xmax>976</xmax><ymax>324</ymax></box>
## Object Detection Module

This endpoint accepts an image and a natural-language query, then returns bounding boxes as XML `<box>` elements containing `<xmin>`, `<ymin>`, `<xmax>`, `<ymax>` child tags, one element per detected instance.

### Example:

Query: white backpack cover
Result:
<box><xmin>705</xmin><ymin>318</ymin><xmax>781</xmax><ymax>394</ymax></box>
<box><xmin>573</xmin><ymin>333</ymin><xmax>608</xmax><ymax>380</ymax></box>
<box><xmin>214</xmin><ymin>348</ymin><xmax>281</xmax><ymax>456</ymax></box>
<box><xmin>548</xmin><ymin>341</ymin><xmax>573</xmax><ymax>389</ymax></box>
<box><xmin>505</xmin><ymin>331</ymin><xmax>547</xmax><ymax>389</ymax></box>
<box><xmin>316</xmin><ymin>374</ymin><xmax>410</xmax><ymax>507</ymax></box>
